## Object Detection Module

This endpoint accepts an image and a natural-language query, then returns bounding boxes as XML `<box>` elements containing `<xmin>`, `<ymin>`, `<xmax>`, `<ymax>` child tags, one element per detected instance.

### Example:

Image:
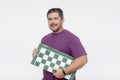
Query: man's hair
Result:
<box><xmin>47</xmin><ymin>8</ymin><xmax>64</xmax><ymax>18</ymax></box>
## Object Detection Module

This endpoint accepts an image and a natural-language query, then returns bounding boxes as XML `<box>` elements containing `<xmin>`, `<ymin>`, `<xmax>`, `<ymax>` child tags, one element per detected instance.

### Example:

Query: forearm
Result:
<box><xmin>64</xmin><ymin>55</ymin><xmax>87</xmax><ymax>74</ymax></box>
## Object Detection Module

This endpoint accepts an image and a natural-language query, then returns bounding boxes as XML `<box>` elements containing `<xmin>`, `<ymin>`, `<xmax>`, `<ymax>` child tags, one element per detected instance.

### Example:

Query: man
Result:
<box><xmin>32</xmin><ymin>8</ymin><xmax>87</xmax><ymax>80</ymax></box>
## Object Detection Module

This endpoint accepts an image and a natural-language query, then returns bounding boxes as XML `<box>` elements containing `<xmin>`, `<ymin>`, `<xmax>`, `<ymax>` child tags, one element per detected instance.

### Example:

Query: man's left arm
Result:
<box><xmin>53</xmin><ymin>55</ymin><xmax>88</xmax><ymax>78</ymax></box>
<box><xmin>64</xmin><ymin>55</ymin><xmax>88</xmax><ymax>75</ymax></box>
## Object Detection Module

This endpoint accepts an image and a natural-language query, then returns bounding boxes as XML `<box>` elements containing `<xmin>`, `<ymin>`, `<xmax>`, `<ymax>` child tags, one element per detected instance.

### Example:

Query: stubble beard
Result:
<box><xmin>52</xmin><ymin>27</ymin><xmax>60</xmax><ymax>32</ymax></box>
<box><xmin>51</xmin><ymin>26</ymin><xmax>61</xmax><ymax>33</ymax></box>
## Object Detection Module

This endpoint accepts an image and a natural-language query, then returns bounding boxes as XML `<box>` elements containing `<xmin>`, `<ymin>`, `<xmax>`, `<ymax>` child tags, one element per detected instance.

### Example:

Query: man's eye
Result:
<box><xmin>48</xmin><ymin>18</ymin><xmax>52</xmax><ymax>20</ymax></box>
<box><xmin>54</xmin><ymin>18</ymin><xmax>58</xmax><ymax>20</ymax></box>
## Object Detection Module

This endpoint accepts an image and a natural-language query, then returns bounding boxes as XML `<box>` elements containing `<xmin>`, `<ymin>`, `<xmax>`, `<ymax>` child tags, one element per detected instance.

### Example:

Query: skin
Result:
<box><xmin>47</xmin><ymin>12</ymin><xmax>64</xmax><ymax>33</ymax></box>
<box><xmin>32</xmin><ymin>12</ymin><xmax>88</xmax><ymax>79</ymax></box>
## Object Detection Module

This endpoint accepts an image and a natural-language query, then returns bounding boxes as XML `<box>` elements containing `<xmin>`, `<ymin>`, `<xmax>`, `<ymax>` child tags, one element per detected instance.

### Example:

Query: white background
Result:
<box><xmin>0</xmin><ymin>0</ymin><xmax>120</xmax><ymax>80</ymax></box>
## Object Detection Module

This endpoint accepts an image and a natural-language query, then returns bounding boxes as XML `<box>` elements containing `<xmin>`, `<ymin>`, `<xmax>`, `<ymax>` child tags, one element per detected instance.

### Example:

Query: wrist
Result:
<box><xmin>62</xmin><ymin>69</ymin><xmax>66</xmax><ymax>75</ymax></box>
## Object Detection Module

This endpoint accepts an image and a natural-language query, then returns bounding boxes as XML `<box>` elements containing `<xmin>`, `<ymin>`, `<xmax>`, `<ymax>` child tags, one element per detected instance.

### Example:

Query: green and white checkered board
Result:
<box><xmin>31</xmin><ymin>43</ymin><xmax>76</xmax><ymax>80</ymax></box>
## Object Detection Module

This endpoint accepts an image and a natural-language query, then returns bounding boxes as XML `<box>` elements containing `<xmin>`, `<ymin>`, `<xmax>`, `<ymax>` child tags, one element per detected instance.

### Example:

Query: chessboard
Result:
<box><xmin>31</xmin><ymin>43</ymin><xmax>76</xmax><ymax>80</ymax></box>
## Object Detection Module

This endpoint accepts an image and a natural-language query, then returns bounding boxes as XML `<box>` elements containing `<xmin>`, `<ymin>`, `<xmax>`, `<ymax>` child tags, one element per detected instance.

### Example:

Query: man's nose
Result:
<box><xmin>51</xmin><ymin>19</ymin><xmax>56</xmax><ymax>23</ymax></box>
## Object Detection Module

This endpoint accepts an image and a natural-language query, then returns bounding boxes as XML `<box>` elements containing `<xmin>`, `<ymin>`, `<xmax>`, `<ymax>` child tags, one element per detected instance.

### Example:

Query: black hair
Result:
<box><xmin>47</xmin><ymin>8</ymin><xmax>64</xmax><ymax>18</ymax></box>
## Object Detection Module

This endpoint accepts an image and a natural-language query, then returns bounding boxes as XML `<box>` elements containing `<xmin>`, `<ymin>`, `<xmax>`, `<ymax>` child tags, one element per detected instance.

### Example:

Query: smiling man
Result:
<box><xmin>32</xmin><ymin>8</ymin><xmax>88</xmax><ymax>80</ymax></box>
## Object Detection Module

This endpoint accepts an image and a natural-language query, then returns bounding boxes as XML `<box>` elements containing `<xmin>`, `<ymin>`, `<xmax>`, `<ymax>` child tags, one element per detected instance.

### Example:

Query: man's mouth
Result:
<box><xmin>50</xmin><ymin>23</ymin><xmax>57</xmax><ymax>27</ymax></box>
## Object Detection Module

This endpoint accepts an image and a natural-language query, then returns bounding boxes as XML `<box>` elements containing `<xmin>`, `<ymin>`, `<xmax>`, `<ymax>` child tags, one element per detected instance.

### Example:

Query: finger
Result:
<box><xmin>32</xmin><ymin>53</ymin><xmax>36</xmax><ymax>57</ymax></box>
<box><xmin>52</xmin><ymin>68</ymin><xmax>58</xmax><ymax>71</ymax></box>
<box><xmin>34</xmin><ymin>48</ymin><xmax>38</xmax><ymax>52</ymax></box>
<box><xmin>53</xmin><ymin>68</ymin><xmax>60</xmax><ymax>74</ymax></box>
<box><xmin>33</xmin><ymin>49</ymin><xmax>39</xmax><ymax>54</ymax></box>
<box><xmin>33</xmin><ymin>50</ymin><xmax>38</xmax><ymax>54</ymax></box>
<box><xmin>32</xmin><ymin>52</ymin><xmax>38</xmax><ymax>57</ymax></box>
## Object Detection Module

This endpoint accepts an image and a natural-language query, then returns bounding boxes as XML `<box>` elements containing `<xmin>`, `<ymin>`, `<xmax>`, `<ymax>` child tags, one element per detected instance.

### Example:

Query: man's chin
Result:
<box><xmin>50</xmin><ymin>28</ymin><xmax>57</xmax><ymax>32</ymax></box>
<box><xmin>53</xmin><ymin>29</ymin><xmax>57</xmax><ymax>31</ymax></box>
<box><xmin>50</xmin><ymin>28</ymin><xmax>59</xmax><ymax>33</ymax></box>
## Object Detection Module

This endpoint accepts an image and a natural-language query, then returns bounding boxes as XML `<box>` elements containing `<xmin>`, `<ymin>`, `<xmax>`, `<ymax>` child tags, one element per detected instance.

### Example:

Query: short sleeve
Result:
<box><xmin>69</xmin><ymin>37</ymin><xmax>87</xmax><ymax>58</ymax></box>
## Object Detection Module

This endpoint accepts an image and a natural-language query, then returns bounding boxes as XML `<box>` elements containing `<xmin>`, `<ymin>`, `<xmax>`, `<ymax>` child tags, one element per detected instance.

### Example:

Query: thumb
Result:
<box><xmin>52</xmin><ymin>68</ymin><xmax>58</xmax><ymax>74</ymax></box>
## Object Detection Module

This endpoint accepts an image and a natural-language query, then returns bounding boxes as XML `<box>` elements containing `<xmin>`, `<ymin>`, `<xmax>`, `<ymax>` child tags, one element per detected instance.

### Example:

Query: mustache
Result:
<box><xmin>50</xmin><ymin>23</ymin><xmax>57</xmax><ymax>26</ymax></box>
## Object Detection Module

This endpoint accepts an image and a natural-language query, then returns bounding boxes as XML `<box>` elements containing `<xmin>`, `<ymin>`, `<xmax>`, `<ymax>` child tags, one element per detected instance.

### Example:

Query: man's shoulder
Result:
<box><xmin>64</xmin><ymin>29</ymin><xmax>79</xmax><ymax>40</ymax></box>
<box><xmin>42</xmin><ymin>33</ymin><xmax>52</xmax><ymax>39</ymax></box>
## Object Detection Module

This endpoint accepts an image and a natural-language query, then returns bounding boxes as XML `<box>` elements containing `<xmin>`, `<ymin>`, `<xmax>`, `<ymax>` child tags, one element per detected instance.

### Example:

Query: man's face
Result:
<box><xmin>47</xmin><ymin>12</ymin><xmax>64</xmax><ymax>32</ymax></box>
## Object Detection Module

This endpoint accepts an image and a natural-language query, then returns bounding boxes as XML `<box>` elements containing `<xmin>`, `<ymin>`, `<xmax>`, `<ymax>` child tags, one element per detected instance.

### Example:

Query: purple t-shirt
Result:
<box><xmin>41</xmin><ymin>29</ymin><xmax>87</xmax><ymax>80</ymax></box>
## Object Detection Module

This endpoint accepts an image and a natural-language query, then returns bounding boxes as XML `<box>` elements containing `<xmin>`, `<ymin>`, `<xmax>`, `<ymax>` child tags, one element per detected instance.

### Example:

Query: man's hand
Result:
<box><xmin>53</xmin><ymin>68</ymin><xmax>65</xmax><ymax>79</ymax></box>
<box><xmin>32</xmin><ymin>48</ymin><xmax>38</xmax><ymax>57</ymax></box>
